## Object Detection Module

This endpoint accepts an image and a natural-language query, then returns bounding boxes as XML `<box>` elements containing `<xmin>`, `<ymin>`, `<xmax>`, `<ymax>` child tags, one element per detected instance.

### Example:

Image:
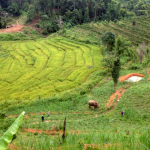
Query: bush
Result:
<box><xmin>129</xmin><ymin>63</ymin><xmax>141</xmax><ymax>70</ymax></box>
<box><xmin>0</xmin><ymin>112</ymin><xmax>7</xmax><ymax>119</ymax></box>
<box><xmin>34</xmin><ymin>132</ymin><xmax>39</xmax><ymax>136</ymax></box>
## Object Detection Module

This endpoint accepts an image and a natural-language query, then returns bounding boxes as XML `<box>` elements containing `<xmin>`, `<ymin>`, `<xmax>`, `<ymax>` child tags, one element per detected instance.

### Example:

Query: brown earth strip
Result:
<box><xmin>103</xmin><ymin>84</ymin><xmax>131</xmax><ymax>114</ymax></box>
<box><xmin>0</xmin><ymin>25</ymin><xmax>25</xmax><ymax>33</ymax></box>
<box><xmin>24</xmin><ymin>128</ymin><xmax>62</xmax><ymax>136</ymax></box>
<box><xmin>106</xmin><ymin>84</ymin><xmax>130</xmax><ymax>108</ymax></box>
<box><xmin>84</xmin><ymin>143</ymin><xmax>121</xmax><ymax>150</ymax></box>
<box><xmin>7</xmin><ymin>144</ymin><xmax>34</xmax><ymax>150</ymax></box>
<box><xmin>119</xmin><ymin>73</ymin><xmax>144</xmax><ymax>82</ymax></box>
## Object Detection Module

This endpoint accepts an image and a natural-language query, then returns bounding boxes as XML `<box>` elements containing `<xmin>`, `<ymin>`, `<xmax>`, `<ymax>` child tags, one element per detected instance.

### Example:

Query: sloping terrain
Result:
<box><xmin>65</xmin><ymin>16</ymin><xmax>150</xmax><ymax>46</ymax></box>
<box><xmin>0</xmin><ymin>37</ymin><xmax>103</xmax><ymax>108</ymax></box>
<box><xmin>1</xmin><ymin>16</ymin><xmax>150</xmax><ymax>150</ymax></box>
<box><xmin>4</xmin><ymin>69</ymin><xmax>150</xmax><ymax>150</ymax></box>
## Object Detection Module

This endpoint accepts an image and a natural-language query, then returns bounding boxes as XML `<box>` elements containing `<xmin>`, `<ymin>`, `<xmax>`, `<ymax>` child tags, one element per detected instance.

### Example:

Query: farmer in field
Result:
<box><xmin>121</xmin><ymin>111</ymin><xmax>124</xmax><ymax>117</ymax></box>
<box><xmin>48</xmin><ymin>111</ymin><xmax>50</xmax><ymax>117</ymax></box>
<box><xmin>41</xmin><ymin>115</ymin><xmax>44</xmax><ymax>122</ymax></box>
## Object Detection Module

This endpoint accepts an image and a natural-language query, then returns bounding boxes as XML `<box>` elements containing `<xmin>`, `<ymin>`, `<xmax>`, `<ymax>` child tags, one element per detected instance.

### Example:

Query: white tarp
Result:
<box><xmin>126</xmin><ymin>76</ymin><xmax>143</xmax><ymax>82</ymax></box>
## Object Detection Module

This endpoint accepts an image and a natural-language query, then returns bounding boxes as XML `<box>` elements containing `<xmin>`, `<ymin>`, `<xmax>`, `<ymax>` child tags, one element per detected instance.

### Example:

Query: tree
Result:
<box><xmin>115</xmin><ymin>35</ymin><xmax>130</xmax><ymax>57</ymax></box>
<box><xmin>101</xmin><ymin>33</ymin><xmax>130</xmax><ymax>90</ymax></box>
<box><xmin>8</xmin><ymin>2</ymin><xmax>20</xmax><ymax>15</ymax></box>
<box><xmin>27</xmin><ymin>4</ymin><xmax>36</xmax><ymax>22</ymax></box>
<box><xmin>102</xmin><ymin>54</ymin><xmax>116</xmax><ymax>71</ymax></box>
<box><xmin>101</xmin><ymin>31</ymin><xmax>115</xmax><ymax>52</ymax></box>
<box><xmin>83</xmin><ymin>7</ymin><xmax>90</xmax><ymax>23</ymax></box>
<box><xmin>112</xmin><ymin>35</ymin><xmax>130</xmax><ymax>90</ymax></box>
<box><xmin>111</xmin><ymin>58</ymin><xmax>120</xmax><ymax>91</ymax></box>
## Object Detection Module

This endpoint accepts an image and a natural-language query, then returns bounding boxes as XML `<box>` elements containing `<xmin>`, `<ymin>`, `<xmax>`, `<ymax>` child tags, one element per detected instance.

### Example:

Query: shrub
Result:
<box><xmin>129</xmin><ymin>63</ymin><xmax>141</xmax><ymax>70</ymax></box>
<box><xmin>0</xmin><ymin>112</ymin><xmax>6</xmax><ymax>119</ymax></box>
<box><xmin>34</xmin><ymin>132</ymin><xmax>39</xmax><ymax>136</ymax></box>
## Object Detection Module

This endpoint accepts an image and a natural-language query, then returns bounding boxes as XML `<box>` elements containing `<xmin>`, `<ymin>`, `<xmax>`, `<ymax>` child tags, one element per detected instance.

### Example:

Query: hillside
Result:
<box><xmin>0</xmin><ymin>16</ymin><xmax>150</xmax><ymax>150</ymax></box>
<box><xmin>0</xmin><ymin>37</ymin><xmax>103</xmax><ymax>110</ymax></box>
<box><xmin>1</xmin><ymin>0</ymin><xmax>150</xmax><ymax>35</ymax></box>
<box><xmin>65</xmin><ymin>16</ymin><xmax>150</xmax><ymax>46</ymax></box>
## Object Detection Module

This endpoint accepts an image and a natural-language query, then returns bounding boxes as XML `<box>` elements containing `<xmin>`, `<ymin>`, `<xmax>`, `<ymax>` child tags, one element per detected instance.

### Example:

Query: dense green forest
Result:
<box><xmin>0</xmin><ymin>0</ymin><xmax>150</xmax><ymax>34</ymax></box>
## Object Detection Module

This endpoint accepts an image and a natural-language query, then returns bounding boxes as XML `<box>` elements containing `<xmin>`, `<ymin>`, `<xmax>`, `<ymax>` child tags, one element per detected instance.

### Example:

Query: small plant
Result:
<box><xmin>129</xmin><ymin>63</ymin><xmax>141</xmax><ymax>70</ymax></box>
<box><xmin>78</xmin><ymin>139</ymin><xmax>84</xmax><ymax>149</ymax></box>
<box><xmin>132</xmin><ymin>21</ymin><xmax>136</xmax><ymax>26</ymax></box>
<box><xmin>0</xmin><ymin>112</ymin><xmax>6</xmax><ymax>119</ymax></box>
<box><xmin>34</xmin><ymin>132</ymin><xmax>38</xmax><ymax>136</ymax></box>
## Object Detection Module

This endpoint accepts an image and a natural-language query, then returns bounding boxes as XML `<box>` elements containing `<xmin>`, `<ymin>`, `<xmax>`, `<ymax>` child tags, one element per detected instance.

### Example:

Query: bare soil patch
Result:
<box><xmin>0</xmin><ymin>16</ymin><xmax>39</xmax><ymax>34</ymax></box>
<box><xmin>24</xmin><ymin>128</ymin><xmax>62</xmax><ymax>136</ymax></box>
<box><xmin>106</xmin><ymin>84</ymin><xmax>130</xmax><ymax>108</ymax></box>
<box><xmin>7</xmin><ymin>144</ymin><xmax>19</xmax><ymax>150</ymax></box>
<box><xmin>102</xmin><ymin>84</ymin><xmax>131</xmax><ymax>114</ymax></box>
<box><xmin>0</xmin><ymin>25</ymin><xmax>25</xmax><ymax>33</ymax></box>
<box><xmin>84</xmin><ymin>143</ymin><xmax>121</xmax><ymax>150</ymax></box>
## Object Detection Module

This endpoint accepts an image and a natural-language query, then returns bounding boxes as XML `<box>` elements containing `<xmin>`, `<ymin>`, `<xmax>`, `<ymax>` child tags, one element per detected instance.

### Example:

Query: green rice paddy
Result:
<box><xmin>0</xmin><ymin>37</ymin><xmax>103</xmax><ymax>108</ymax></box>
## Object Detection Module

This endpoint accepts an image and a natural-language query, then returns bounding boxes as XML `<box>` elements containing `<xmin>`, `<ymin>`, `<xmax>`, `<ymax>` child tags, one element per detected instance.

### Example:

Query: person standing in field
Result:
<box><xmin>121</xmin><ymin>111</ymin><xmax>124</xmax><ymax>117</ymax></box>
<box><xmin>48</xmin><ymin>111</ymin><xmax>50</xmax><ymax>117</ymax></box>
<box><xmin>41</xmin><ymin>115</ymin><xmax>44</xmax><ymax>122</ymax></box>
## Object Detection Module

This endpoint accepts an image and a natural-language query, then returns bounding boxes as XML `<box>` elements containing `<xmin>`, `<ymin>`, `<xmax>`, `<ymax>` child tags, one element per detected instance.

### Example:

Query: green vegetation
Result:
<box><xmin>0</xmin><ymin>67</ymin><xmax>149</xmax><ymax>150</ymax></box>
<box><xmin>0</xmin><ymin>27</ymin><xmax>41</xmax><ymax>41</ymax></box>
<box><xmin>0</xmin><ymin>111</ymin><xmax>25</xmax><ymax>150</ymax></box>
<box><xmin>0</xmin><ymin>2</ymin><xmax>150</xmax><ymax>147</ymax></box>
<box><xmin>64</xmin><ymin>16</ymin><xmax>150</xmax><ymax>46</ymax></box>
<box><xmin>0</xmin><ymin>37</ymin><xmax>103</xmax><ymax>111</ymax></box>
<box><xmin>1</xmin><ymin>0</ymin><xmax>150</xmax><ymax>34</ymax></box>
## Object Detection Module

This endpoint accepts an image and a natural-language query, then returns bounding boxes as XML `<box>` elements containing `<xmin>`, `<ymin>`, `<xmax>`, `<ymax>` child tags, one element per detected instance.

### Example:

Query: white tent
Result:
<box><xmin>126</xmin><ymin>76</ymin><xmax>143</xmax><ymax>82</ymax></box>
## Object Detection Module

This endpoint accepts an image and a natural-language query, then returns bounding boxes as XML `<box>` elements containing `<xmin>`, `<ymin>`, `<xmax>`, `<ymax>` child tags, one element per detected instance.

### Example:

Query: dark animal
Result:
<box><xmin>89</xmin><ymin>100</ymin><xmax>99</xmax><ymax>110</ymax></box>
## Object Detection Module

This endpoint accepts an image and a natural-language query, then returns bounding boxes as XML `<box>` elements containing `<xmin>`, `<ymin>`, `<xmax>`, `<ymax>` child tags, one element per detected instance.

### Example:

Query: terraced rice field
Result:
<box><xmin>0</xmin><ymin>37</ymin><xmax>102</xmax><ymax>106</ymax></box>
<box><xmin>66</xmin><ymin>16</ymin><xmax>150</xmax><ymax>45</ymax></box>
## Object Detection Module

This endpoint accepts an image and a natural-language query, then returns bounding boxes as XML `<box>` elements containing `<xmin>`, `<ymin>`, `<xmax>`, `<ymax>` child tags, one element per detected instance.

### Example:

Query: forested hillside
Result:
<box><xmin>0</xmin><ymin>0</ymin><xmax>150</xmax><ymax>34</ymax></box>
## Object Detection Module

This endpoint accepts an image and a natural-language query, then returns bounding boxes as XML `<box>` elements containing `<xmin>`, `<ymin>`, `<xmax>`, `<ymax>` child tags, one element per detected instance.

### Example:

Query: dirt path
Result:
<box><xmin>106</xmin><ymin>84</ymin><xmax>130</xmax><ymax>108</ymax></box>
<box><xmin>103</xmin><ymin>73</ymin><xmax>145</xmax><ymax>114</ymax></box>
<box><xmin>0</xmin><ymin>25</ymin><xmax>25</xmax><ymax>33</ymax></box>
<box><xmin>7</xmin><ymin>144</ymin><xmax>34</xmax><ymax>150</ymax></box>
<box><xmin>24</xmin><ymin>128</ymin><xmax>62</xmax><ymax>136</ymax></box>
<box><xmin>84</xmin><ymin>143</ymin><xmax>121</xmax><ymax>150</ymax></box>
<box><xmin>102</xmin><ymin>84</ymin><xmax>131</xmax><ymax>114</ymax></box>
<box><xmin>0</xmin><ymin>16</ymin><xmax>39</xmax><ymax>34</ymax></box>
<box><xmin>23</xmin><ymin>128</ymin><xmax>102</xmax><ymax>135</ymax></box>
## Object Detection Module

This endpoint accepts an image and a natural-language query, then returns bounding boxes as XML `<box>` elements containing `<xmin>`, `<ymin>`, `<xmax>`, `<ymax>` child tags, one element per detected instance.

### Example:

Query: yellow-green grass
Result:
<box><xmin>0</xmin><ymin>37</ymin><xmax>103</xmax><ymax>109</ymax></box>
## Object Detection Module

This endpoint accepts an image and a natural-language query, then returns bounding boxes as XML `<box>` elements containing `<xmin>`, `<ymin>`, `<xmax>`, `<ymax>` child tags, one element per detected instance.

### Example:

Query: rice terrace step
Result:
<box><xmin>0</xmin><ymin>37</ymin><xmax>103</xmax><ymax>108</ymax></box>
